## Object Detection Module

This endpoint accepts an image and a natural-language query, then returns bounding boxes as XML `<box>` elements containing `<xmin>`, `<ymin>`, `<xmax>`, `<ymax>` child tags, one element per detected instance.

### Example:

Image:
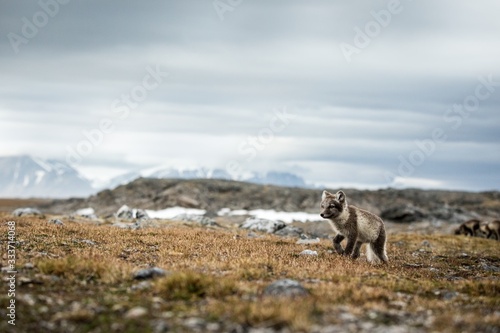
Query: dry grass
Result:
<box><xmin>1</xmin><ymin>213</ymin><xmax>499</xmax><ymax>332</ymax></box>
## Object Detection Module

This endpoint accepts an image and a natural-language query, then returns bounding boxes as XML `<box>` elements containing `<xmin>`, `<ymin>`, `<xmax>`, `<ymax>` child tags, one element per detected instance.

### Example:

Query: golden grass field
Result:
<box><xmin>1</xmin><ymin>212</ymin><xmax>499</xmax><ymax>333</ymax></box>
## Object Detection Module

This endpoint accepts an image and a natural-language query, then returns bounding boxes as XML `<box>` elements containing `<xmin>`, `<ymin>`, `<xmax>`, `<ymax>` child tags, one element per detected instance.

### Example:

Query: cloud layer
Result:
<box><xmin>1</xmin><ymin>0</ymin><xmax>499</xmax><ymax>190</ymax></box>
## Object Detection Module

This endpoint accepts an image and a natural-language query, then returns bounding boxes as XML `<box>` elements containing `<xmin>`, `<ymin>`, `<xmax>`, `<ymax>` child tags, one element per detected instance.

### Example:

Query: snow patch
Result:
<box><xmin>35</xmin><ymin>171</ymin><xmax>46</xmax><ymax>184</ymax></box>
<box><xmin>218</xmin><ymin>208</ymin><xmax>322</xmax><ymax>223</ymax></box>
<box><xmin>75</xmin><ymin>207</ymin><xmax>95</xmax><ymax>216</ymax></box>
<box><xmin>23</xmin><ymin>175</ymin><xmax>30</xmax><ymax>187</ymax></box>
<box><xmin>146</xmin><ymin>206</ymin><xmax>206</xmax><ymax>219</ymax></box>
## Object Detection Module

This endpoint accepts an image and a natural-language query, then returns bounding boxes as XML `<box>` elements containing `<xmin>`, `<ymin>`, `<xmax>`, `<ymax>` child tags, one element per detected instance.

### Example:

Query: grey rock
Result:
<box><xmin>296</xmin><ymin>237</ymin><xmax>320</xmax><ymax>244</ymax></box>
<box><xmin>183</xmin><ymin>317</ymin><xmax>205</xmax><ymax>329</ymax></box>
<box><xmin>130</xmin><ymin>281</ymin><xmax>152</xmax><ymax>291</ymax></box>
<box><xmin>480</xmin><ymin>263</ymin><xmax>500</xmax><ymax>272</ymax></box>
<box><xmin>173</xmin><ymin>214</ymin><xmax>217</xmax><ymax>226</ymax></box>
<box><xmin>240</xmin><ymin>218</ymin><xmax>286</xmax><ymax>234</ymax></box>
<box><xmin>274</xmin><ymin>225</ymin><xmax>303</xmax><ymax>237</ymax></box>
<box><xmin>124</xmin><ymin>306</ymin><xmax>148</xmax><ymax>319</ymax></box>
<box><xmin>112</xmin><ymin>222</ymin><xmax>140</xmax><ymax>230</ymax></box>
<box><xmin>116</xmin><ymin>205</ymin><xmax>149</xmax><ymax>220</ymax></box>
<box><xmin>263</xmin><ymin>279</ymin><xmax>309</xmax><ymax>297</ymax></box>
<box><xmin>300</xmin><ymin>249</ymin><xmax>318</xmax><ymax>256</ymax></box>
<box><xmin>48</xmin><ymin>219</ymin><xmax>64</xmax><ymax>225</ymax></box>
<box><xmin>12</xmin><ymin>207</ymin><xmax>42</xmax><ymax>217</ymax></box>
<box><xmin>133</xmin><ymin>267</ymin><xmax>168</xmax><ymax>280</ymax></box>
<box><xmin>381</xmin><ymin>204</ymin><xmax>427</xmax><ymax>222</ymax></box>
<box><xmin>73</xmin><ymin>207</ymin><xmax>98</xmax><ymax>220</ymax></box>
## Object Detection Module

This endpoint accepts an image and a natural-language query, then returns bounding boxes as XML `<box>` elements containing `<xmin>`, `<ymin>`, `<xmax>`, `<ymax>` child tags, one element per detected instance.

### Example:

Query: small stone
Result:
<box><xmin>133</xmin><ymin>267</ymin><xmax>168</xmax><ymax>280</ymax></box>
<box><xmin>125</xmin><ymin>306</ymin><xmax>148</xmax><ymax>319</ymax></box>
<box><xmin>481</xmin><ymin>263</ymin><xmax>500</xmax><ymax>272</ymax></box>
<box><xmin>421</xmin><ymin>240</ymin><xmax>431</xmax><ymax>247</ymax></box>
<box><xmin>296</xmin><ymin>238</ymin><xmax>320</xmax><ymax>245</ymax></box>
<box><xmin>130</xmin><ymin>281</ymin><xmax>152</xmax><ymax>291</ymax></box>
<box><xmin>300</xmin><ymin>250</ymin><xmax>318</xmax><ymax>256</ymax></box>
<box><xmin>240</xmin><ymin>218</ymin><xmax>286</xmax><ymax>234</ymax></box>
<box><xmin>12</xmin><ymin>207</ymin><xmax>42</xmax><ymax>217</ymax></box>
<box><xmin>184</xmin><ymin>317</ymin><xmax>205</xmax><ymax>329</ymax></box>
<box><xmin>24</xmin><ymin>263</ymin><xmax>34</xmax><ymax>269</ymax></box>
<box><xmin>48</xmin><ymin>219</ymin><xmax>64</xmax><ymax>225</ymax></box>
<box><xmin>263</xmin><ymin>279</ymin><xmax>309</xmax><ymax>298</ymax></box>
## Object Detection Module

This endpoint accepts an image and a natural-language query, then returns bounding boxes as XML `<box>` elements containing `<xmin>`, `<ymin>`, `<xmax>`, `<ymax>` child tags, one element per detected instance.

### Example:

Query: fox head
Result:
<box><xmin>320</xmin><ymin>190</ymin><xmax>347</xmax><ymax>219</ymax></box>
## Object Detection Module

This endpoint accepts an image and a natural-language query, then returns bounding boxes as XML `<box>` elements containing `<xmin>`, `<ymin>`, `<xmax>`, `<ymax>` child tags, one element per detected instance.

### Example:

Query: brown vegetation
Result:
<box><xmin>1</xmin><ymin>213</ymin><xmax>499</xmax><ymax>332</ymax></box>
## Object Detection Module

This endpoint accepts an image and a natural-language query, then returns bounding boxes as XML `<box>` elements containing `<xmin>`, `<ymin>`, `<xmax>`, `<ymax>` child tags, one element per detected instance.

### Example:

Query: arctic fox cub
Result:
<box><xmin>320</xmin><ymin>190</ymin><xmax>388</xmax><ymax>263</ymax></box>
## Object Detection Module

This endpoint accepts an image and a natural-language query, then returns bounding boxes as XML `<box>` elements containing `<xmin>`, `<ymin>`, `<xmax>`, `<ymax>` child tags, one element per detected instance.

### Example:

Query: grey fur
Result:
<box><xmin>320</xmin><ymin>190</ymin><xmax>388</xmax><ymax>264</ymax></box>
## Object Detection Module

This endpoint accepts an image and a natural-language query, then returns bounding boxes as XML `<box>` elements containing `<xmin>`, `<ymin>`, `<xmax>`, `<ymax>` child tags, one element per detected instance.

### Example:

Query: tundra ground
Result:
<box><xmin>1</xmin><ymin>213</ymin><xmax>499</xmax><ymax>333</ymax></box>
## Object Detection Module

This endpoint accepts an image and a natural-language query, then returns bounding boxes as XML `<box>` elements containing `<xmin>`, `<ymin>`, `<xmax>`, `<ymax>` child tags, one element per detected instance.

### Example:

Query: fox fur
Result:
<box><xmin>320</xmin><ymin>190</ymin><xmax>388</xmax><ymax>264</ymax></box>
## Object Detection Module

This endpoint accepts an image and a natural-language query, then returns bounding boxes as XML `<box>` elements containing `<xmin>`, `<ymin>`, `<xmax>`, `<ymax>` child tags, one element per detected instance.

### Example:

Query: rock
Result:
<box><xmin>296</xmin><ymin>238</ymin><xmax>320</xmax><ymax>245</ymax></box>
<box><xmin>130</xmin><ymin>281</ymin><xmax>152</xmax><ymax>291</ymax></box>
<box><xmin>48</xmin><ymin>219</ymin><xmax>64</xmax><ymax>225</ymax></box>
<box><xmin>12</xmin><ymin>207</ymin><xmax>42</xmax><ymax>217</ymax></box>
<box><xmin>133</xmin><ymin>267</ymin><xmax>168</xmax><ymax>280</ymax></box>
<box><xmin>274</xmin><ymin>225</ymin><xmax>303</xmax><ymax>237</ymax></box>
<box><xmin>116</xmin><ymin>205</ymin><xmax>149</xmax><ymax>220</ymax></box>
<box><xmin>300</xmin><ymin>250</ymin><xmax>318</xmax><ymax>256</ymax></box>
<box><xmin>74</xmin><ymin>207</ymin><xmax>98</xmax><ymax>220</ymax></box>
<box><xmin>263</xmin><ymin>279</ymin><xmax>309</xmax><ymax>297</ymax></box>
<box><xmin>125</xmin><ymin>306</ymin><xmax>148</xmax><ymax>319</ymax></box>
<box><xmin>172</xmin><ymin>214</ymin><xmax>217</xmax><ymax>226</ymax></box>
<box><xmin>381</xmin><ymin>204</ymin><xmax>427</xmax><ymax>222</ymax></box>
<box><xmin>480</xmin><ymin>263</ymin><xmax>500</xmax><ymax>272</ymax></box>
<box><xmin>240</xmin><ymin>218</ymin><xmax>286</xmax><ymax>234</ymax></box>
<box><xmin>111</xmin><ymin>222</ymin><xmax>140</xmax><ymax>230</ymax></box>
<box><xmin>421</xmin><ymin>240</ymin><xmax>431</xmax><ymax>247</ymax></box>
<box><xmin>183</xmin><ymin>317</ymin><xmax>205</xmax><ymax>330</ymax></box>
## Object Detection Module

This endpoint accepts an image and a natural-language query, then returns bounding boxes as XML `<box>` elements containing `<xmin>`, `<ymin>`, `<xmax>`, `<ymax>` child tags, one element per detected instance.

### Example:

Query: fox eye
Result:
<box><xmin>329</xmin><ymin>204</ymin><xmax>335</xmax><ymax>208</ymax></box>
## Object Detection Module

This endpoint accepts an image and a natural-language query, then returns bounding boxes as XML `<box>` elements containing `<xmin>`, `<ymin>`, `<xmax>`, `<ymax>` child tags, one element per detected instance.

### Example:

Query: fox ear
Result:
<box><xmin>322</xmin><ymin>190</ymin><xmax>332</xmax><ymax>200</ymax></box>
<box><xmin>336</xmin><ymin>190</ymin><xmax>346</xmax><ymax>203</ymax></box>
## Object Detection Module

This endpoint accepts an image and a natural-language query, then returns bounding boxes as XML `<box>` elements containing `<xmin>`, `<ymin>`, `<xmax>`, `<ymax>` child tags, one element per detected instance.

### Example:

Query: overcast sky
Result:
<box><xmin>1</xmin><ymin>0</ymin><xmax>499</xmax><ymax>191</ymax></box>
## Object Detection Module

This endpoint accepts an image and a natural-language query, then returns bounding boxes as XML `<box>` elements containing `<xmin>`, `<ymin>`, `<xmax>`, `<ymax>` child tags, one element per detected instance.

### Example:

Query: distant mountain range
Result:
<box><xmin>0</xmin><ymin>155</ymin><xmax>309</xmax><ymax>198</ymax></box>
<box><xmin>0</xmin><ymin>155</ymin><xmax>94</xmax><ymax>198</ymax></box>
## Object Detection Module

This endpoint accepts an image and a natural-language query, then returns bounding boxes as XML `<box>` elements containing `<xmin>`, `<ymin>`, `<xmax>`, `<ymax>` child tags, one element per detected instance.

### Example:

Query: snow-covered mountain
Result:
<box><xmin>0</xmin><ymin>155</ymin><xmax>310</xmax><ymax>198</ymax></box>
<box><xmin>105</xmin><ymin>167</ymin><xmax>307</xmax><ymax>190</ymax></box>
<box><xmin>0</xmin><ymin>155</ymin><xmax>94</xmax><ymax>198</ymax></box>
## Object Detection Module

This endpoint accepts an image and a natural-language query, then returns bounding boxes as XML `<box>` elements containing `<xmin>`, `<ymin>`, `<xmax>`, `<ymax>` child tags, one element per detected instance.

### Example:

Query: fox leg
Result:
<box><xmin>351</xmin><ymin>241</ymin><xmax>363</xmax><ymax>259</ymax></box>
<box><xmin>343</xmin><ymin>234</ymin><xmax>357</xmax><ymax>257</ymax></box>
<box><xmin>332</xmin><ymin>234</ymin><xmax>345</xmax><ymax>255</ymax></box>
<box><xmin>370</xmin><ymin>229</ymin><xmax>388</xmax><ymax>263</ymax></box>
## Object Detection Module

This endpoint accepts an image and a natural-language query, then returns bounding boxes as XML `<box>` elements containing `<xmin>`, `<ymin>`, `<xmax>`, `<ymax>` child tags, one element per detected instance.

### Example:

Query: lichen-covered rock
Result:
<box><xmin>240</xmin><ymin>218</ymin><xmax>286</xmax><ymax>234</ymax></box>
<box><xmin>263</xmin><ymin>279</ymin><xmax>309</xmax><ymax>297</ymax></box>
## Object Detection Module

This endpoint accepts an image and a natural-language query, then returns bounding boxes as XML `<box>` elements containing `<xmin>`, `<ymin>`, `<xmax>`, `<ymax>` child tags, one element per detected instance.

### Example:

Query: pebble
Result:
<box><xmin>125</xmin><ymin>306</ymin><xmax>148</xmax><ymax>319</ymax></box>
<box><xmin>48</xmin><ymin>219</ymin><xmax>64</xmax><ymax>225</ymax></box>
<box><xmin>133</xmin><ymin>267</ymin><xmax>168</xmax><ymax>280</ymax></box>
<box><xmin>300</xmin><ymin>249</ymin><xmax>318</xmax><ymax>256</ymax></box>
<box><xmin>296</xmin><ymin>238</ymin><xmax>320</xmax><ymax>245</ymax></box>
<box><xmin>263</xmin><ymin>279</ymin><xmax>309</xmax><ymax>298</ymax></box>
